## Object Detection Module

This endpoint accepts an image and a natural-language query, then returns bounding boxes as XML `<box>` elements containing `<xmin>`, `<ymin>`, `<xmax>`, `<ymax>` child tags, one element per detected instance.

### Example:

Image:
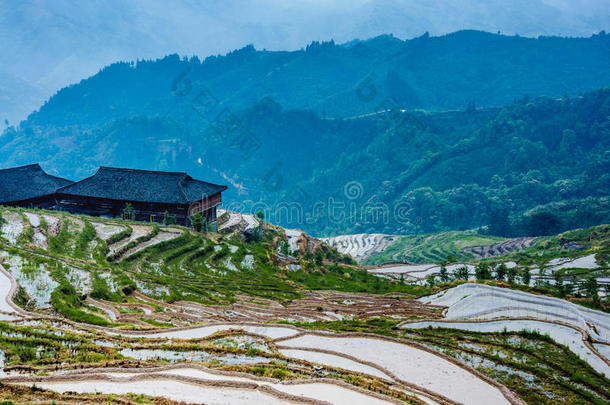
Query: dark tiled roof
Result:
<box><xmin>57</xmin><ymin>167</ymin><xmax>227</xmax><ymax>204</ymax></box>
<box><xmin>0</xmin><ymin>164</ymin><xmax>73</xmax><ymax>204</ymax></box>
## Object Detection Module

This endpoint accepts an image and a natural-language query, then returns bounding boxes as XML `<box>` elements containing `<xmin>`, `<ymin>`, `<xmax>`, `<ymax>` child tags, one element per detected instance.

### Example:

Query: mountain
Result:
<box><xmin>3</xmin><ymin>0</ymin><xmax>610</xmax><ymax>124</ymax></box>
<box><xmin>14</xmin><ymin>30</ymin><xmax>610</xmax><ymax>126</ymax></box>
<box><xmin>300</xmin><ymin>90</ymin><xmax>610</xmax><ymax>236</ymax></box>
<box><xmin>1</xmin><ymin>31</ymin><xmax>610</xmax><ymax>236</ymax></box>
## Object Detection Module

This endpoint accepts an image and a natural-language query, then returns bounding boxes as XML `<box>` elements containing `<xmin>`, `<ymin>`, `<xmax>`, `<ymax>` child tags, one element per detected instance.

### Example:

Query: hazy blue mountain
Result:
<box><xmin>2</xmin><ymin>0</ymin><xmax>610</xmax><ymax>123</ymax></box>
<box><xmin>14</xmin><ymin>30</ymin><xmax>610</xmax><ymax>127</ymax></box>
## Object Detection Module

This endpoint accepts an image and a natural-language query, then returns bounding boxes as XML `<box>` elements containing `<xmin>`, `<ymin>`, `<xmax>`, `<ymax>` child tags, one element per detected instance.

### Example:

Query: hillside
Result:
<box><xmin>13</xmin><ymin>30</ymin><xmax>610</xmax><ymax>126</ymax></box>
<box><xmin>2</xmin><ymin>87</ymin><xmax>609</xmax><ymax>237</ymax></box>
<box><xmin>4</xmin><ymin>0</ymin><xmax>610</xmax><ymax>126</ymax></box>
<box><xmin>0</xmin><ymin>206</ymin><xmax>608</xmax><ymax>404</ymax></box>
<box><xmin>1</xmin><ymin>31</ymin><xmax>610</xmax><ymax>237</ymax></box>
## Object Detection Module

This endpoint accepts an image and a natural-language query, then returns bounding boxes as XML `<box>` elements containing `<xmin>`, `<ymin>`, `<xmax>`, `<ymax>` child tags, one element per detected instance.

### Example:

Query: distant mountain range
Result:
<box><xmin>3</xmin><ymin>0</ymin><xmax>610</xmax><ymax>124</ymax></box>
<box><xmin>1</xmin><ymin>30</ymin><xmax>609</xmax><ymax>236</ymax></box>
<box><xmin>16</xmin><ymin>30</ymin><xmax>610</xmax><ymax>125</ymax></box>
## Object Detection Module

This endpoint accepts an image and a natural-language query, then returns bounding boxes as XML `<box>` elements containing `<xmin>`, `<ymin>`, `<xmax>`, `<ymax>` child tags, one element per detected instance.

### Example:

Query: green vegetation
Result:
<box><xmin>0</xmin><ymin>207</ymin><xmax>404</xmax><ymax>314</ymax></box>
<box><xmin>509</xmin><ymin>225</ymin><xmax>610</xmax><ymax>264</ymax></box>
<box><xmin>0</xmin><ymin>207</ymin><xmax>608</xmax><ymax>404</ymax></box>
<box><xmin>365</xmin><ymin>231</ymin><xmax>505</xmax><ymax>264</ymax></box>
<box><xmin>107</xmin><ymin>224</ymin><xmax>160</xmax><ymax>262</ymax></box>
<box><xmin>89</xmin><ymin>271</ymin><xmax>116</xmax><ymax>301</ymax></box>
<box><xmin>74</xmin><ymin>219</ymin><xmax>96</xmax><ymax>257</ymax></box>
<box><xmin>16</xmin><ymin>225</ymin><xmax>34</xmax><ymax>245</ymax></box>
<box><xmin>287</xmin><ymin>264</ymin><xmax>428</xmax><ymax>296</ymax></box>
<box><xmin>50</xmin><ymin>280</ymin><xmax>110</xmax><ymax>326</ymax></box>
<box><xmin>0</xmin><ymin>321</ymin><xmax>116</xmax><ymax>365</ymax></box>
<box><xmin>106</xmin><ymin>224</ymin><xmax>132</xmax><ymax>245</ymax></box>
<box><xmin>0</xmin><ymin>318</ymin><xmax>418</xmax><ymax>403</ymax></box>
<box><xmin>48</xmin><ymin>216</ymin><xmax>72</xmax><ymax>254</ymax></box>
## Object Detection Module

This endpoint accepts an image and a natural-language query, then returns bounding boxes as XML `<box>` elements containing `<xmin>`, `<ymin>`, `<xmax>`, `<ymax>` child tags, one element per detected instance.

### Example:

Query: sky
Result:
<box><xmin>1</xmin><ymin>0</ymin><xmax>609</xmax><ymax>125</ymax></box>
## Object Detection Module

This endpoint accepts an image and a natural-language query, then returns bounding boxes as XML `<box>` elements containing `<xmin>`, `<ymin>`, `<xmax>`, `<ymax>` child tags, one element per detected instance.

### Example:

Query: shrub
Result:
<box><xmin>16</xmin><ymin>226</ymin><xmax>34</xmax><ymax>244</ymax></box>
<box><xmin>521</xmin><ymin>268</ymin><xmax>531</xmax><ymax>285</ymax></box>
<box><xmin>271</xmin><ymin>368</ymin><xmax>287</xmax><ymax>379</ymax></box>
<box><xmin>90</xmin><ymin>272</ymin><xmax>113</xmax><ymax>300</ymax></box>
<box><xmin>107</xmin><ymin>225</ymin><xmax>159</xmax><ymax>261</ymax></box>
<box><xmin>475</xmin><ymin>262</ymin><xmax>492</xmax><ymax>280</ymax></box>
<box><xmin>50</xmin><ymin>280</ymin><xmax>109</xmax><ymax>326</ymax></box>
<box><xmin>496</xmin><ymin>263</ymin><xmax>507</xmax><ymax>280</ymax></box>
<box><xmin>49</xmin><ymin>220</ymin><xmax>71</xmax><ymax>254</ymax></box>
<box><xmin>74</xmin><ymin>219</ymin><xmax>96</xmax><ymax>257</ymax></box>
<box><xmin>16</xmin><ymin>346</ymin><xmax>36</xmax><ymax>362</ymax></box>
<box><xmin>106</xmin><ymin>225</ymin><xmax>132</xmax><ymax>245</ymax></box>
<box><xmin>453</xmin><ymin>265</ymin><xmax>469</xmax><ymax>280</ymax></box>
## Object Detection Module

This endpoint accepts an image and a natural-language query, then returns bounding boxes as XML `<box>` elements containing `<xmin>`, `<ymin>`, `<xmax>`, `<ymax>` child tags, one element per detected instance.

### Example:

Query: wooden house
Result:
<box><xmin>55</xmin><ymin>167</ymin><xmax>227</xmax><ymax>226</ymax></box>
<box><xmin>0</xmin><ymin>164</ymin><xmax>73</xmax><ymax>208</ymax></box>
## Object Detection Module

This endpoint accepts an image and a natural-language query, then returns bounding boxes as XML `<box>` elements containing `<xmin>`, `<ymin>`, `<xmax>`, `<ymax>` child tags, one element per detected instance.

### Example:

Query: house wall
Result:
<box><xmin>55</xmin><ymin>194</ymin><xmax>220</xmax><ymax>227</ymax></box>
<box><xmin>1</xmin><ymin>195</ymin><xmax>59</xmax><ymax>209</ymax></box>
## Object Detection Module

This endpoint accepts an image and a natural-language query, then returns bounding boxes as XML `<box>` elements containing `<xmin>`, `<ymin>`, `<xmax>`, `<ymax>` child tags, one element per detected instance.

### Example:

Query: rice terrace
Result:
<box><xmin>0</xmin><ymin>203</ymin><xmax>607</xmax><ymax>404</ymax></box>
<box><xmin>2</xmin><ymin>1</ymin><xmax>610</xmax><ymax>404</ymax></box>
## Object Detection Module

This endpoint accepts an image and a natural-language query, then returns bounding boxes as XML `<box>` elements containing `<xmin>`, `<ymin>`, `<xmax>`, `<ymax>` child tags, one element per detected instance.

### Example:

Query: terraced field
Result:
<box><xmin>0</xmin><ymin>207</ymin><xmax>608</xmax><ymax>404</ymax></box>
<box><xmin>464</xmin><ymin>237</ymin><xmax>537</xmax><ymax>259</ymax></box>
<box><xmin>321</xmin><ymin>234</ymin><xmax>399</xmax><ymax>263</ymax></box>
<box><xmin>347</xmin><ymin>231</ymin><xmax>507</xmax><ymax>265</ymax></box>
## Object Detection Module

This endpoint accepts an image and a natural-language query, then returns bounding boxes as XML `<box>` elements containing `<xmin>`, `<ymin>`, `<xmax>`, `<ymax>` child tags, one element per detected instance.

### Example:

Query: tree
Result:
<box><xmin>255</xmin><ymin>211</ymin><xmax>265</xmax><ymax>237</ymax></box>
<box><xmin>495</xmin><ymin>263</ymin><xmax>507</xmax><ymax>281</ymax></box>
<box><xmin>554</xmin><ymin>273</ymin><xmax>565</xmax><ymax>297</ymax></box>
<box><xmin>163</xmin><ymin>210</ymin><xmax>171</xmax><ymax>226</ymax></box>
<box><xmin>475</xmin><ymin>262</ymin><xmax>491</xmax><ymax>280</ymax></box>
<box><xmin>564</xmin><ymin>281</ymin><xmax>575</xmax><ymax>296</ymax></box>
<box><xmin>521</xmin><ymin>268</ymin><xmax>531</xmax><ymax>286</ymax></box>
<box><xmin>439</xmin><ymin>265</ymin><xmax>450</xmax><ymax>282</ymax></box>
<box><xmin>426</xmin><ymin>274</ymin><xmax>437</xmax><ymax>287</ymax></box>
<box><xmin>453</xmin><ymin>265</ymin><xmax>469</xmax><ymax>280</ymax></box>
<box><xmin>506</xmin><ymin>266</ymin><xmax>518</xmax><ymax>283</ymax></box>
<box><xmin>314</xmin><ymin>250</ymin><xmax>324</xmax><ymax>266</ymax></box>
<box><xmin>191</xmin><ymin>213</ymin><xmax>204</xmax><ymax>232</ymax></box>
<box><xmin>526</xmin><ymin>212</ymin><xmax>562</xmax><ymax>236</ymax></box>
<box><xmin>559</xmin><ymin>129</ymin><xmax>577</xmax><ymax>155</ymax></box>
<box><xmin>123</xmin><ymin>203</ymin><xmax>135</xmax><ymax>221</ymax></box>
<box><xmin>583</xmin><ymin>277</ymin><xmax>599</xmax><ymax>299</ymax></box>
<box><xmin>488</xmin><ymin>206</ymin><xmax>511</xmax><ymax>237</ymax></box>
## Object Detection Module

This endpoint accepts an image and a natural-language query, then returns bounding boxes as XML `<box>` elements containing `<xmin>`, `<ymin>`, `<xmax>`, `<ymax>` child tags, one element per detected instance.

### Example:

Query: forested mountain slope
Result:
<box><xmin>301</xmin><ymin>90</ymin><xmax>610</xmax><ymax>236</ymax></box>
<box><xmin>13</xmin><ymin>30</ymin><xmax>610</xmax><ymax>126</ymax></box>
<box><xmin>2</xmin><ymin>89</ymin><xmax>608</xmax><ymax>236</ymax></box>
<box><xmin>1</xmin><ymin>31</ymin><xmax>609</xmax><ymax>236</ymax></box>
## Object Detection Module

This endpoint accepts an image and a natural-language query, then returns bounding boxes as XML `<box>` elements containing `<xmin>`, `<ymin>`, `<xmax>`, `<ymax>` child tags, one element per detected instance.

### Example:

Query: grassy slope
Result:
<box><xmin>2</xmin><ymin>207</ymin><xmax>610</xmax><ymax>404</ymax></box>
<box><xmin>364</xmin><ymin>230</ymin><xmax>506</xmax><ymax>264</ymax></box>
<box><xmin>505</xmin><ymin>225</ymin><xmax>610</xmax><ymax>266</ymax></box>
<box><xmin>364</xmin><ymin>225</ymin><xmax>610</xmax><ymax>267</ymax></box>
<box><xmin>0</xmin><ymin>207</ymin><xmax>428</xmax><ymax>324</ymax></box>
